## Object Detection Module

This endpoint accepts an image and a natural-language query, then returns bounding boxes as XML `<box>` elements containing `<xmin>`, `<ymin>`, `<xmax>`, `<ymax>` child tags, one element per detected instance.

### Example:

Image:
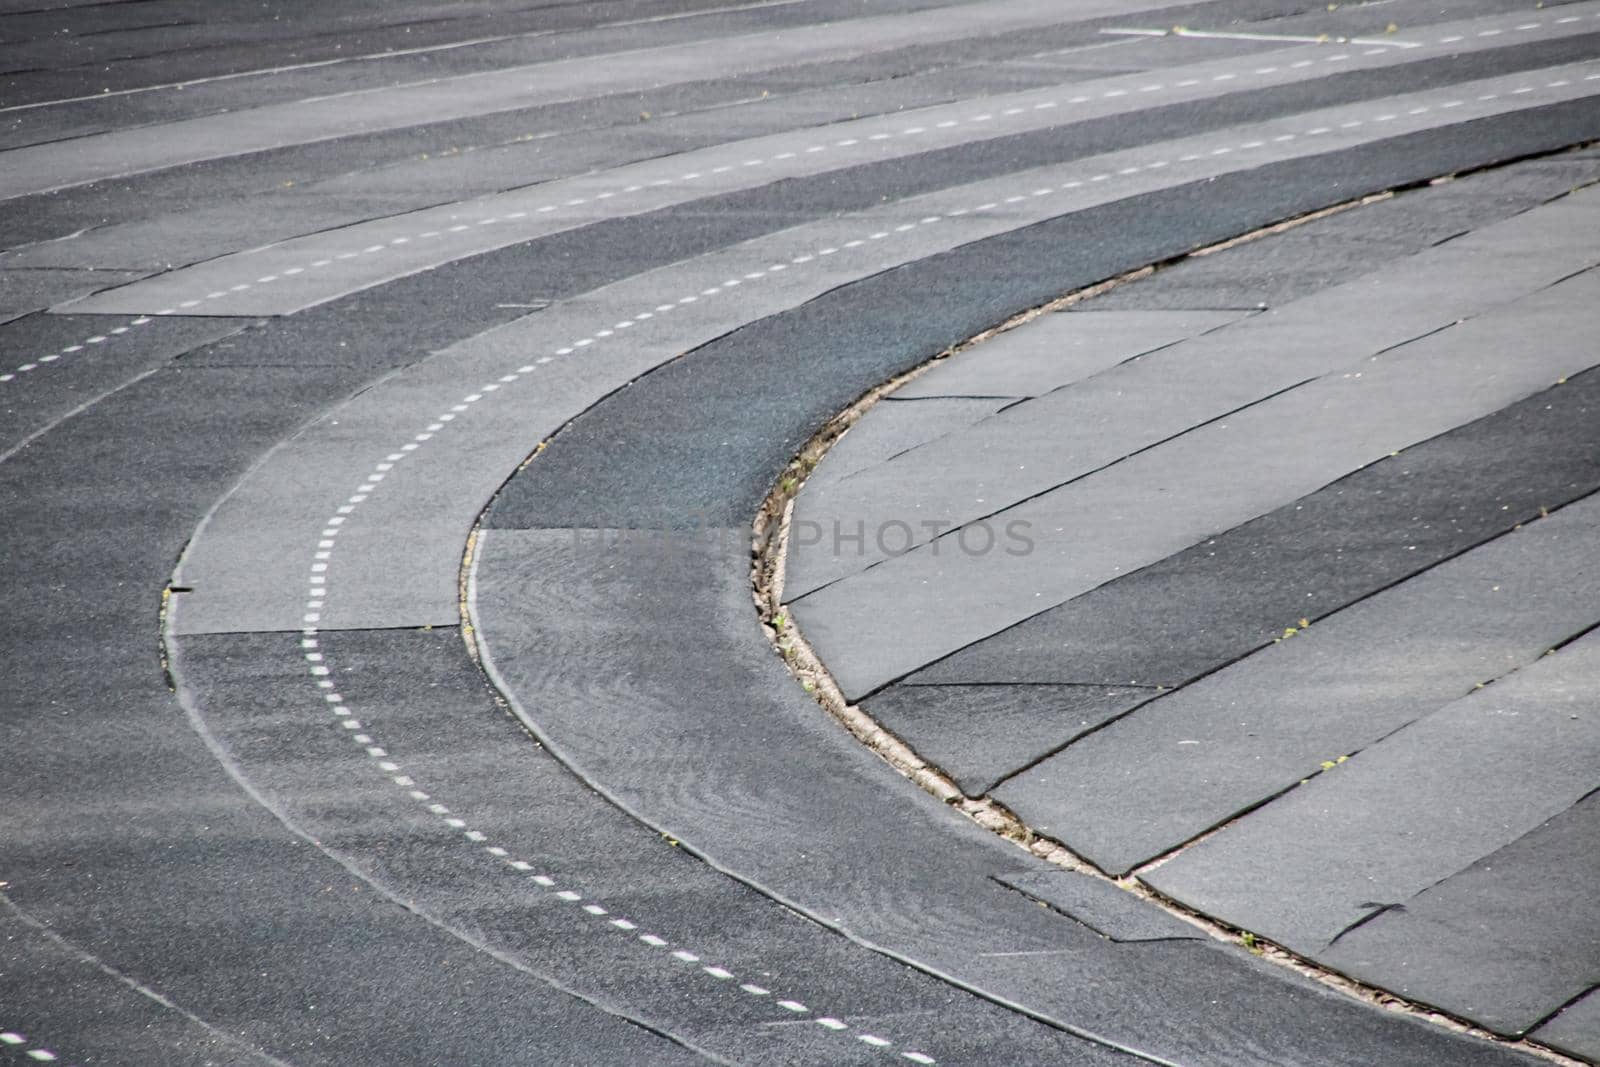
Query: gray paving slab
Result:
<box><xmin>0</xmin><ymin>0</ymin><xmax>1141</xmax><ymax>199</ymax></box>
<box><xmin>804</xmin><ymin>397</ymin><xmax>1010</xmax><ymax>492</ymax></box>
<box><xmin>1145</xmin><ymin>628</ymin><xmax>1600</xmax><ymax>955</ymax></box>
<box><xmin>789</xmin><ymin>252</ymin><xmax>1600</xmax><ymax>699</ymax></box>
<box><xmin>1319</xmin><ymin>791</ymin><xmax>1600</xmax><ymax>1036</ymax></box>
<box><xmin>993</xmin><ymin>870</ymin><xmax>1206</xmax><ymax>942</ymax></box>
<box><xmin>996</xmin><ymin>490</ymin><xmax>1600</xmax><ymax>875</ymax></box>
<box><xmin>1087</xmin><ymin>229</ymin><xmax>1427</xmax><ymax>310</ymax></box>
<box><xmin>890</xmin><ymin>309</ymin><xmax>1248</xmax><ymax>399</ymax></box>
<box><xmin>785</xmin><ymin>183</ymin><xmax>1600</xmax><ymax>603</ymax></box>
<box><xmin>1531</xmin><ymin>987</ymin><xmax>1600</xmax><ymax>1063</ymax></box>
<box><xmin>912</xmin><ymin>358</ymin><xmax>1600</xmax><ymax>691</ymax></box>
<box><xmin>1082</xmin><ymin>150</ymin><xmax>1600</xmax><ymax>316</ymax></box>
<box><xmin>863</xmin><ymin>683</ymin><xmax>1159</xmax><ymax>796</ymax></box>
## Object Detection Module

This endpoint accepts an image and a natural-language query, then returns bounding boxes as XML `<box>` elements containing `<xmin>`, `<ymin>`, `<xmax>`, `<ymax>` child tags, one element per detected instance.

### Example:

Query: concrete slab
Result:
<box><xmin>994</xmin><ymin>869</ymin><xmax>1206</xmax><ymax>942</ymax></box>
<box><xmin>891</xmin><ymin>309</ymin><xmax>1248</xmax><ymax>399</ymax></box>
<box><xmin>786</xmin><ymin>185</ymin><xmax>1600</xmax><ymax>602</ymax></box>
<box><xmin>863</xmin><ymin>683</ymin><xmax>1158</xmax><ymax>795</ymax></box>
<box><xmin>1530</xmin><ymin>987</ymin><xmax>1600</xmax><ymax>1063</ymax></box>
<box><xmin>805</xmin><ymin>397</ymin><xmax>1009</xmax><ymax>491</ymax></box>
<box><xmin>789</xmin><ymin>257</ymin><xmax>1600</xmax><ymax>698</ymax></box>
<box><xmin>1145</xmin><ymin>628</ymin><xmax>1600</xmax><ymax>954</ymax></box>
<box><xmin>996</xmin><ymin>490</ymin><xmax>1600</xmax><ymax>874</ymax></box>
<box><xmin>1321</xmin><ymin>791</ymin><xmax>1600</xmax><ymax>1036</ymax></box>
<box><xmin>914</xmin><ymin>359</ymin><xmax>1600</xmax><ymax>690</ymax></box>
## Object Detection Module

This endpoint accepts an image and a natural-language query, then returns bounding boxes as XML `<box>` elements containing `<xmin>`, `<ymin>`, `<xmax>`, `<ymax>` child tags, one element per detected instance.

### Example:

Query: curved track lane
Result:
<box><xmin>2</xmin><ymin>1</ymin><xmax>1597</xmax><ymax>1064</ymax></box>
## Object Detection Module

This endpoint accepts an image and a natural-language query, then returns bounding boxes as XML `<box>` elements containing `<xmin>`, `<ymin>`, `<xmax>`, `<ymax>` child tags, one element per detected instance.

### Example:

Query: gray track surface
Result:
<box><xmin>2</xmin><ymin>1</ymin><xmax>1597</xmax><ymax>1065</ymax></box>
<box><xmin>782</xmin><ymin>140</ymin><xmax>1600</xmax><ymax>1058</ymax></box>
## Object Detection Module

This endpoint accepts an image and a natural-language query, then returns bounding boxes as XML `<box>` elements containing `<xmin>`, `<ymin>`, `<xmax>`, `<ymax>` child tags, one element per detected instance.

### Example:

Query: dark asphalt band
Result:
<box><xmin>484</xmin><ymin>98</ymin><xmax>1600</xmax><ymax>533</ymax></box>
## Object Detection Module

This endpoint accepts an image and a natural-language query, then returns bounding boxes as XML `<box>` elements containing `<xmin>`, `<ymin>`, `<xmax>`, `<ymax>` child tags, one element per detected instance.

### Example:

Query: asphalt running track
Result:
<box><xmin>2</xmin><ymin>1</ymin><xmax>1598</xmax><ymax>1064</ymax></box>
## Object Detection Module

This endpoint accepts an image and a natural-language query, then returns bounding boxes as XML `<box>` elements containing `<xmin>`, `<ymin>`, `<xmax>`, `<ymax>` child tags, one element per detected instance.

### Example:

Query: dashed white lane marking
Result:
<box><xmin>1100</xmin><ymin>26</ymin><xmax>1418</xmax><ymax>47</ymax></box>
<box><xmin>283</xmin><ymin>203</ymin><xmax>962</xmax><ymax>1057</ymax></box>
<box><xmin>0</xmin><ymin>1030</ymin><xmax>69</xmax><ymax>1064</ymax></box>
<box><xmin>21</xmin><ymin>1</ymin><xmax>1593</xmax><ymax>346</ymax></box>
<box><xmin>1</xmin><ymin>316</ymin><xmax>152</xmax><ymax>384</ymax></box>
<box><xmin>275</xmin><ymin>68</ymin><xmax>1597</xmax><ymax>1063</ymax></box>
<box><xmin>291</xmin><ymin>644</ymin><xmax>946</xmax><ymax>1066</ymax></box>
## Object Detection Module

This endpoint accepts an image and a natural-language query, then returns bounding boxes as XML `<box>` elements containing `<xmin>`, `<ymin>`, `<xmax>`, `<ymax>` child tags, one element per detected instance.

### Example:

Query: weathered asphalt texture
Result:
<box><xmin>3</xmin><ymin>1</ymin><xmax>1598</xmax><ymax>1064</ymax></box>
